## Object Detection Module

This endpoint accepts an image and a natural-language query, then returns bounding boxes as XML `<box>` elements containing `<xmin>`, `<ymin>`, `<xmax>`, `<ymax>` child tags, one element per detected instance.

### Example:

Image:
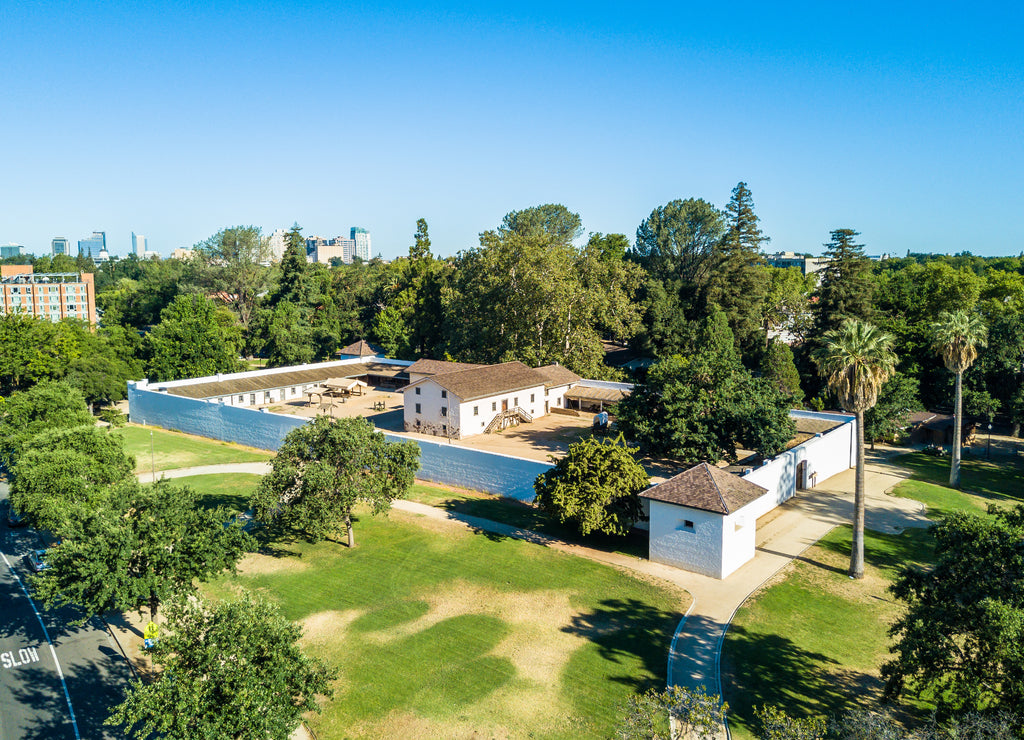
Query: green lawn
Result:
<box><xmin>205</xmin><ymin>506</ymin><xmax>689</xmax><ymax>739</ymax></box>
<box><xmin>405</xmin><ymin>482</ymin><xmax>650</xmax><ymax>559</ymax></box>
<box><xmin>892</xmin><ymin>451</ymin><xmax>1024</xmax><ymax>505</ymax></box>
<box><xmin>721</xmin><ymin>452</ymin><xmax>1024</xmax><ymax>738</ymax></box>
<box><xmin>167</xmin><ymin>473</ymin><xmax>262</xmax><ymax>514</ymax></box>
<box><xmin>116</xmin><ymin>424</ymin><xmax>272</xmax><ymax>473</ymax></box>
<box><xmin>722</xmin><ymin>526</ymin><xmax>934</xmax><ymax>739</ymax></box>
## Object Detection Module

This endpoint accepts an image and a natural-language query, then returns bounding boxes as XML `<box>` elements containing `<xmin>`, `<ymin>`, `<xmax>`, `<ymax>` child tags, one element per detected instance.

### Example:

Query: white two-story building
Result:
<box><xmin>402</xmin><ymin>360</ymin><xmax>581</xmax><ymax>439</ymax></box>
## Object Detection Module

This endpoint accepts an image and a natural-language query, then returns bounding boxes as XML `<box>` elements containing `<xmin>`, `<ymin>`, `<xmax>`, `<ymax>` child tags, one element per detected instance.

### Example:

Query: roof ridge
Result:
<box><xmin>705</xmin><ymin>463</ymin><xmax>731</xmax><ymax>514</ymax></box>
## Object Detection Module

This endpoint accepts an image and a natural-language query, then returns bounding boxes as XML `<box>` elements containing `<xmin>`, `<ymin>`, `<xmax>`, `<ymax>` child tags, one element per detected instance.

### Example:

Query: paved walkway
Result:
<box><xmin>135</xmin><ymin>453</ymin><xmax>929</xmax><ymax>738</ymax></box>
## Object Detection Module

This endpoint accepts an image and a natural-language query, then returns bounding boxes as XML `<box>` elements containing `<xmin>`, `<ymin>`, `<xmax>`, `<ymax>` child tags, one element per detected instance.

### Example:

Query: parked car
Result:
<box><xmin>5</xmin><ymin>504</ymin><xmax>28</xmax><ymax>528</ymax></box>
<box><xmin>24</xmin><ymin>549</ymin><xmax>49</xmax><ymax>572</ymax></box>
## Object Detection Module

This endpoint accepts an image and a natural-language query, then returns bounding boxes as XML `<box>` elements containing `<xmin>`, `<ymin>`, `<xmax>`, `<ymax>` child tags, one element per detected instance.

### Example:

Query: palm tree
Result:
<box><xmin>813</xmin><ymin>319</ymin><xmax>896</xmax><ymax>579</ymax></box>
<box><xmin>930</xmin><ymin>310</ymin><xmax>988</xmax><ymax>488</ymax></box>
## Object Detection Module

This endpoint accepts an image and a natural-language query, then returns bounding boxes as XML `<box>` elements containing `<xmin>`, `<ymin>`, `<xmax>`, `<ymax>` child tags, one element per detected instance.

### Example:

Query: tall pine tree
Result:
<box><xmin>813</xmin><ymin>228</ymin><xmax>874</xmax><ymax>336</ymax></box>
<box><xmin>707</xmin><ymin>182</ymin><xmax>770</xmax><ymax>355</ymax></box>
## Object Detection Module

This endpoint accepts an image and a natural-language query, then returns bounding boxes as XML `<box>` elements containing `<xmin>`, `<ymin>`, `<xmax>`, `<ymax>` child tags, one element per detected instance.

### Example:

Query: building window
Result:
<box><xmin>514</xmin><ymin>397</ymin><xmax>518</xmax><ymax>406</ymax></box>
<box><xmin>530</xmin><ymin>393</ymin><xmax>535</xmax><ymax>403</ymax></box>
<box><xmin>415</xmin><ymin>403</ymin><xmax>421</xmax><ymax>413</ymax></box>
<box><xmin>545</xmin><ymin>389</ymin><xmax>549</xmax><ymax>396</ymax></box>
<box><xmin>415</xmin><ymin>387</ymin><xmax>421</xmax><ymax>395</ymax></box>
<box><xmin>440</xmin><ymin>406</ymin><xmax>447</xmax><ymax>416</ymax></box>
<box><xmin>682</xmin><ymin>520</ymin><xmax>695</xmax><ymax>532</ymax></box>
<box><xmin>249</xmin><ymin>394</ymin><xmax>256</xmax><ymax>404</ymax></box>
<box><xmin>492</xmin><ymin>402</ymin><xmax>496</xmax><ymax>411</ymax></box>
<box><xmin>473</xmin><ymin>406</ymin><xmax>478</xmax><ymax>416</ymax></box>
<box><xmin>237</xmin><ymin>395</ymin><xmax>244</xmax><ymax>403</ymax></box>
<box><xmin>441</xmin><ymin>390</ymin><xmax>447</xmax><ymax>399</ymax></box>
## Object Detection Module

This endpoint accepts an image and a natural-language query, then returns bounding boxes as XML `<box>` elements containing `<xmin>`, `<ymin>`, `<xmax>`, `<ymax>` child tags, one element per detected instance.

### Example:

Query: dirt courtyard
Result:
<box><xmin>265</xmin><ymin>387</ymin><xmax>600</xmax><ymax>463</ymax></box>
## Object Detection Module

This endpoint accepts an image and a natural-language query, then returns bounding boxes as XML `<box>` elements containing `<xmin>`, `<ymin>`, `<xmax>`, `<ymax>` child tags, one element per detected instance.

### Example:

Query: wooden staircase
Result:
<box><xmin>484</xmin><ymin>407</ymin><xmax>533</xmax><ymax>434</ymax></box>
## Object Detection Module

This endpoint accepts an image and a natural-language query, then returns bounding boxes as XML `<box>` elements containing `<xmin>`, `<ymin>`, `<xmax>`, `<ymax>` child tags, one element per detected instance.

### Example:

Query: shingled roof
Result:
<box><xmin>338</xmin><ymin>339</ymin><xmax>384</xmax><ymax>357</ymax></box>
<box><xmin>640</xmin><ymin>463</ymin><xmax>768</xmax><ymax>515</ymax></box>
<box><xmin>405</xmin><ymin>361</ymin><xmax>546</xmax><ymax>402</ymax></box>
<box><xmin>406</xmin><ymin>358</ymin><xmax>486</xmax><ymax>376</ymax></box>
<box><xmin>534</xmin><ymin>363</ymin><xmax>581</xmax><ymax>388</ymax></box>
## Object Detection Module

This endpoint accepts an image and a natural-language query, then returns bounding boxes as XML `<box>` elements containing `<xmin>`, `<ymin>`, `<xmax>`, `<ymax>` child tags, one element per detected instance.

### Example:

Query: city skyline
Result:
<box><xmin>2</xmin><ymin>2</ymin><xmax>1022</xmax><ymax>260</ymax></box>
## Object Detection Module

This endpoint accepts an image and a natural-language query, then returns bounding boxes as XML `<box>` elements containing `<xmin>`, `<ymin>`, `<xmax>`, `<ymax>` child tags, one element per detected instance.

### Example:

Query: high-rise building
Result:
<box><xmin>308</xmin><ymin>236</ymin><xmax>356</xmax><ymax>265</ymax></box>
<box><xmin>0</xmin><ymin>265</ymin><xmax>97</xmax><ymax>325</ymax></box>
<box><xmin>351</xmin><ymin>227</ymin><xmax>371</xmax><ymax>261</ymax></box>
<box><xmin>78</xmin><ymin>231</ymin><xmax>106</xmax><ymax>258</ymax></box>
<box><xmin>51</xmin><ymin>237</ymin><xmax>70</xmax><ymax>256</ymax></box>
<box><xmin>267</xmin><ymin>229</ymin><xmax>287</xmax><ymax>262</ymax></box>
<box><xmin>0</xmin><ymin>243</ymin><xmax>25</xmax><ymax>259</ymax></box>
<box><xmin>132</xmin><ymin>232</ymin><xmax>148</xmax><ymax>257</ymax></box>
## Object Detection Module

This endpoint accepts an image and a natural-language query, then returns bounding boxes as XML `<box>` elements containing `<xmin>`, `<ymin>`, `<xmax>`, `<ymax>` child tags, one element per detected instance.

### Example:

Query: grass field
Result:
<box><xmin>205</xmin><ymin>506</ymin><xmax>689</xmax><ymax>739</ymax></box>
<box><xmin>721</xmin><ymin>451</ymin><xmax>1024</xmax><ymax>738</ymax></box>
<box><xmin>722</xmin><ymin>525</ymin><xmax>934</xmax><ymax>739</ymax></box>
<box><xmin>116</xmin><ymin>425</ymin><xmax>271</xmax><ymax>473</ymax></box>
<box><xmin>405</xmin><ymin>483</ymin><xmax>649</xmax><ymax>559</ymax></box>
<box><xmin>168</xmin><ymin>473</ymin><xmax>262</xmax><ymax>514</ymax></box>
<box><xmin>892</xmin><ymin>451</ymin><xmax>1024</xmax><ymax>504</ymax></box>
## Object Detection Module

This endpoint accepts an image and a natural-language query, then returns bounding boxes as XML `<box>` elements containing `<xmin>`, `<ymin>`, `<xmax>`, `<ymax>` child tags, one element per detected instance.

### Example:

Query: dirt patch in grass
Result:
<box><xmin>236</xmin><ymin>552</ymin><xmax>310</xmax><ymax>577</ymax></box>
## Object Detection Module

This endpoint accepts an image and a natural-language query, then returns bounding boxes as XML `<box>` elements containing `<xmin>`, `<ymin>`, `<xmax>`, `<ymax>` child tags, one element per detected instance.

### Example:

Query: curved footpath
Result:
<box><xmin>138</xmin><ymin>452</ymin><xmax>929</xmax><ymax>737</ymax></box>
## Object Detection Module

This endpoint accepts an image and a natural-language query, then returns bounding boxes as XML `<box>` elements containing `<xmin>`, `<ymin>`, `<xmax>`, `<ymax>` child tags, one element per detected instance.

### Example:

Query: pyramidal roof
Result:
<box><xmin>641</xmin><ymin>463</ymin><xmax>768</xmax><ymax>515</ymax></box>
<box><xmin>338</xmin><ymin>339</ymin><xmax>384</xmax><ymax>357</ymax></box>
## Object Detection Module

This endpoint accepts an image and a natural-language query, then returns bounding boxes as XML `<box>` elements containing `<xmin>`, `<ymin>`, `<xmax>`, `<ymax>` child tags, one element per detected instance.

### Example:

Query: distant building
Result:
<box><xmin>765</xmin><ymin>251</ymin><xmax>829</xmax><ymax>276</ymax></box>
<box><xmin>132</xmin><ymin>232</ymin><xmax>148</xmax><ymax>256</ymax></box>
<box><xmin>171</xmin><ymin>248</ymin><xmax>195</xmax><ymax>261</ymax></box>
<box><xmin>51</xmin><ymin>237</ymin><xmax>70</xmax><ymax>256</ymax></box>
<box><xmin>351</xmin><ymin>227</ymin><xmax>371</xmax><ymax>261</ymax></box>
<box><xmin>1</xmin><ymin>243</ymin><xmax>25</xmax><ymax>259</ymax></box>
<box><xmin>0</xmin><ymin>265</ymin><xmax>97</xmax><ymax>325</ymax></box>
<box><xmin>307</xmin><ymin>235</ymin><xmax>357</xmax><ymax>265</ymax></box>
<box><xmin>78</xmin><ymin>231</ymin><xmax>106</xmax><ymax>259</ymax></box>
<box><xmin>267</xmin><ymin>228</ymin><xmax>287</xmax><ymax>262</ymax></box>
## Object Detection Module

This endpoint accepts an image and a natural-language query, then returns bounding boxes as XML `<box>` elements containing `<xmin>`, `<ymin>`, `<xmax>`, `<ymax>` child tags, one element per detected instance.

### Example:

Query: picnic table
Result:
<box><xmin>372</xmin><ymin>400</ymin><xmax>386</xmax><ymax>411</ymax></box>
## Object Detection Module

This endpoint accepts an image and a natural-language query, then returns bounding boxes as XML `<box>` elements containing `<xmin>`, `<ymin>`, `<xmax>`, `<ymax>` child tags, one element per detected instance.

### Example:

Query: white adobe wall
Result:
<box><xmin>720</xmin><ymin>508</ymin><xmax>757</xmax><ymax>578</ymax></box>
<box><xmin>403</xmin><ymin>379</ymin><xmax>458</xmax><ymax>436</ymax></box>
<box><xmin>457</xmin><ymin>384</ymin><xmax>546</xmax><ymax>439</ymax></box>
<box><xmin>647</xmin><ymin>501</ymin><xmax>727</xmax><ymax>579</ymax></box>
<box><xmin>543</xmin><ymin>383</ymin><xmax>571</xmax><ymax>412</ymax></box>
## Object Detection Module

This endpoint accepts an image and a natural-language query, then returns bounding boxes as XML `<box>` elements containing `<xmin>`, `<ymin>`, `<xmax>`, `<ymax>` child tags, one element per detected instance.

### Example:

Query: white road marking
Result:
<box><xmin>0</xmin><ymin>549</ymin><xmax>81</xmax><ymax>740</ymax></box>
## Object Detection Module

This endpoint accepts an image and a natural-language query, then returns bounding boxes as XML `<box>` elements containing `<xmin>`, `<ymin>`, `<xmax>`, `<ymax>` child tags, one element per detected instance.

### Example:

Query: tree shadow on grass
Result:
<box><xmin>722</xmin><ymin>624</ymin><xmax>882</xmax><ymax>734</ymax></box>
<box><xmin>562</xmin><ymin>597</ymin><xmax>683</xmax><ymax>693</ymax></box>
<box><xmin>815</xmin><ymin>527</ymin><xmax>934</xmax><ymax>579</ymax></box>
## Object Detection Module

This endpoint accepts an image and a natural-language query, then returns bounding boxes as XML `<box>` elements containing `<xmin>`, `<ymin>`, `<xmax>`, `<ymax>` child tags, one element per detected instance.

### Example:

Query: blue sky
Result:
<box><xmin>2</xmin><ymin>1</ymin><xmax>1022</xmax><ymax>259</ymax></box>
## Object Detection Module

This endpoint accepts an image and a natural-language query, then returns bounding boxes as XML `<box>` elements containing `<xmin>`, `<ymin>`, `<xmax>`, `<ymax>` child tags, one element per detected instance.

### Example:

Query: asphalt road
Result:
<box><xmin>0</xmin><ymin>481</ymin><xmax>133</xmax><ymax>740</ymax></box>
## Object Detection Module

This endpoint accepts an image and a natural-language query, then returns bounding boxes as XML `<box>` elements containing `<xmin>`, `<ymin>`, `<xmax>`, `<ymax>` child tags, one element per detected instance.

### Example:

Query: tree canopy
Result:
<box><xmin>33</xmin><ymin>480</ymin><xmax>253</xmax><ymax>620</ymax></box>
<box><xmin>145</xmin><ymin>293</ymin><xmax>244</xmax><ymax>381</ymax></box>
<box><xmin>883</xmin><ymin>505</ymin><xmax>1024</xmax><ymax>718</ymax></box>
<box><xmin>107</xmin><ymin>593</ymin><xmax>336</xmax><ymax>740</ymax></box>
<box><xmin>533</xmin><ymin>434</ymin><xmax>649</xmax><ymax>536</ymax></box>
<box><xmin>251</xmin><ymin>416</ymin><xmax>420</xmax><ymax>546</ymax></box>
<box><xmin>0</xmin><ymin>380</ymin><xmax>95</xmax><ymax>468</ymax></box>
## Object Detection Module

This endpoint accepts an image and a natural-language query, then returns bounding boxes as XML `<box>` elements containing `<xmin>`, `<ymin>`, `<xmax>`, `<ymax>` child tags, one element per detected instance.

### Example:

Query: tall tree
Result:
<box><xmin>533</xmin><ymin>434</ymin><xmax>648</xmax><ymax>537</ymax></box>
<box><xmin>618</xmin><ymin>310</ymin><xmax>795</xmax><ymax>463</ymax></box>
<box><xmin>761</xmin><ymin>340</ymin><xmax>804</xmax><ymax>405</ymax></box>
<box><xmin>145</xmin><ymin>293</ymin><xmax>244</xmax><ymax>381</ymax></box>
<box><xmin>633</xmin><ymin>198</ymin><xmax>725</xmax><ymax>288</ymax></box>
<box><xmin>251</xmin><ymin>416</ymin><xmax>420</xmax><ymax>547</ymax></box>
<box><xmin>883</xmin><ymin>506</ymin><xmax>1024</xmax><ymax>718</ymax></box>
<box><xmin>409</xmin><ymin>217</ymin><xmax>431</xmax><ymax>260</ymax></box>
<box><xmin>107</xmin><ymin>593</ymin><xmax>335</xmax><ymax>740</ymax></box>
<box><xmin>930</xmin><ymin>310</ymin><xmax>988</xmax><ymax>488</ymax></box>
<box><xmin>193</xmin><ymin>225</ymin><xmax>272</xmax><ymax>334</ymax></box>
<box><xmin>812</xmin><ymin>319</ymin><xmax>896</xmax><ymax>579</ymax></box>
<box><xmin>10</xmin><ymin>425</ymin><xmax>135</xmax><ymax>531</ymax></box>
<box><xmin>0</xmin><ymin>380</ymin><xmax>94</xmax><ymax>469</ymax></box>
<box><xmin>813</xmin><ymin>229</ymin><xmax>874</xmax><ymax>337</ymax></box>
<box><xmin>33</xmin><ymin>480</ymin><xmax>253</xmax><ymax>621</ymax></box>
<box><xmin>707</xmin><ymin>182</ymin><xmax>770</xmax><ymax>352</ymax></box>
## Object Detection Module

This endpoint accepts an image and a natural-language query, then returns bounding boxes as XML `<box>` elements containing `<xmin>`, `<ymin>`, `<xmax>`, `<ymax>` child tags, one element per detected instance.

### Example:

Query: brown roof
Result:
<box><xmin>534</xmin><ymin>364</ymin><xmax>581</xmax><ymax>388</ymax></box>
<box><xmin>162</xmin><ymin>362</ymin><xmax>403</xmax><ymax>399</ymax></box>
<box><xmin>640</xmin><ymin>463</ymin><xmax>768</xmax><ymax>515</ymax></box>
<box><xmin>406</xmin><ymin>358</ymin><xmax>486</xmax><ymax>377</ymax></box>
<box><xmin>406</xmin><ymin>361</ymin><xmax>545</xmax><ymax>402</ymax></box>
<box><xmin>338</xmin><ymin>339</ymin><xmax>384</xmax><ymax>357</ymax></box>
<box><xmin>793</xmin><ymin>417</ymin><xmax>843</xmax><ymax>435</ymax></box>
<box><xmin>565</xmin><ymin>386</ymin><xmax>629</xmax><ymax>403</ymax></box>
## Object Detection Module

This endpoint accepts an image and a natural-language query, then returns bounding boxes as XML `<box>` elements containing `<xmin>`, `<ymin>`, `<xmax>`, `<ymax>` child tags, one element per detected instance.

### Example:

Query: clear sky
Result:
<box><xmin>2</xmin><ymin>1</ymin><xmax>1022</xmax><ymax>259</ymax></box>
